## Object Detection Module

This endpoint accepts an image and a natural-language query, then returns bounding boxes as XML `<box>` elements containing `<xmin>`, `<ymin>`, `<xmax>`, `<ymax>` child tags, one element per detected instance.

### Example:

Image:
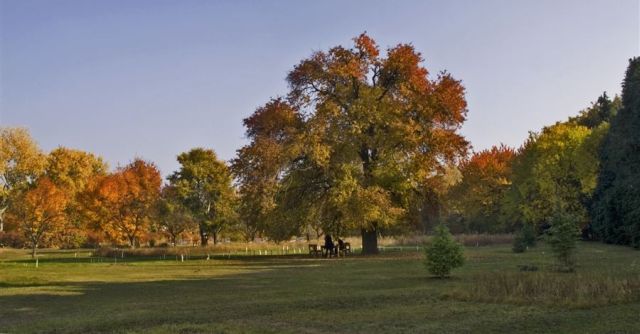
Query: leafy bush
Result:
<box><xmin>512</xmin><ymin>224</ymin><xmax>536</xmax><ymax>253</ymax></box>
<box><xmin>512</xmin><ymin>238</ymin><xmax>527</xmax><ymax>253</ymax></box>
<box><xmin>0</xmin><ymin>231</ymin><xmax>25</xmax><ymax>248</ymax></box>
<box><xmin>546</xmin><ymin>213</ymin><xmax>580</xmax><ymax>272</ymax></box>
<box><xmin>424</xmin><ymin>224</ymin><xmax>465</xmax><ymax>278</ymax></box>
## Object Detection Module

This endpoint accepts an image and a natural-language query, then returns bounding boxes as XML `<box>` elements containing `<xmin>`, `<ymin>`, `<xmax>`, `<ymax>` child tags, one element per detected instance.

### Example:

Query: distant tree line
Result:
<box><xmin>443</xmin><ymin>58</ymin><xmax>640</xmax><ymax>249</ymax></box>
<box><xmin>0</xmin><ymin>137</ymin><xmax>238</xmax><ymax>257</ymax></box>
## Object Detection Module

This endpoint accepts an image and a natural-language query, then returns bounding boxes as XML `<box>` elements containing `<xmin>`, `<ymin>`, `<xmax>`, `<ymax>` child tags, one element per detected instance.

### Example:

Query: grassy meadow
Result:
<box><xmin>1</xmin><ymin>241</ymin><xmax>639</xmax><ymax>334</ymax></box>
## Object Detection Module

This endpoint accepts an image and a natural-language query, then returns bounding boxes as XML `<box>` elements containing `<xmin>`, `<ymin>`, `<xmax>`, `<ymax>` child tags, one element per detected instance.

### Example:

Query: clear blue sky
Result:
<box><xmin>1</xmin><ymin>0</ymin><xmax>638</xmax><ymax>176</ymax></box>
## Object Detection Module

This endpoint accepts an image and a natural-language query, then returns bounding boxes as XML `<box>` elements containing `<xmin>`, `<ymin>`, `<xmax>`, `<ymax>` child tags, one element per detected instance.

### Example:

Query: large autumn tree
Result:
<box><xmin>0</xmin><ymin>127</ymin><xmax>46</xmax><ymax>233</ymax></box>
<box><xmin>448</xmin><ymin>145</ymin><xmax>516</xmax><ymax>233</ymax></box>
<box><xmin>45</xmin><ymin>147</ymin><xmax>108</xmax><ymax>247</ymax></box>
<box><xmin>592</xmin><ymin>57</ymin><xmax>640</xmax><ymax>247</ymax></box>
<box><xmin>82</xmin><ymin>159</ymin><xmax>161</xmax><ymax>247</ymax></box>
<box><xmin>238</xmin><ymin>34</ymin><xmax>468</xmax><ymax>253</ymax></box>
<box><xmin>7</xmin><ymin>177</ymin><xmax>68</xmax><ymax>257</ymax></box>
<box><xmin>169</xmin><ymin>148</ymin><xmax>236</xmax><ymax>246</ymax></box>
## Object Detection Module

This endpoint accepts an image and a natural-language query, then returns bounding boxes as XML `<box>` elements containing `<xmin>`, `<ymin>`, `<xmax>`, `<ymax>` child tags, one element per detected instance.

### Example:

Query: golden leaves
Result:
<box><xmin>8</xmin><ymin>177</ymin><xmax>69</xmax><ymax>248</ymax></box>
<box><xmin>82</xmin><ymin>159</ymin><xmax>161</xmax><ymax>246</ymax></box>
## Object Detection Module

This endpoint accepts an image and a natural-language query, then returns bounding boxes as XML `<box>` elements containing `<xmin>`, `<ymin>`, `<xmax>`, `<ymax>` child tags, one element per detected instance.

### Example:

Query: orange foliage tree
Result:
<box><xmin>8</xmin><ymin>177</ymin><xmax>68</xmax><ymax>258</ymax></box>
<box><xmin>82</xmin><ymin>159</ymin><xmax>161</xmax><ymax>247</ymax></box>
<box><xmin>45</xmin><ymin>147</ymin><xmax>108</xmax><ymax>247</ymax></box>
<box><xmin>448</xmin><ymin>145</ymin><xmax>516</xmax><ymax>233</ymax></box>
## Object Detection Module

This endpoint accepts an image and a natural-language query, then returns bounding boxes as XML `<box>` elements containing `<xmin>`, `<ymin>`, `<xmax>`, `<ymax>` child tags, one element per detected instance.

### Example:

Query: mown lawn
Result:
<box><xmin>0</xmin><ymin>242</ymin><xmax>639</xmax><ymax>333</ymax></box>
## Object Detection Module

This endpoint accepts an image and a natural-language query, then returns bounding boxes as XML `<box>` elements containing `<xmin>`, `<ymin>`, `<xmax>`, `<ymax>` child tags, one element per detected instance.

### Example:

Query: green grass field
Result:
<box><xmin>1</xmin><ymin>242</ymin><xmax>639</xmax><ymax>334</ymax></box>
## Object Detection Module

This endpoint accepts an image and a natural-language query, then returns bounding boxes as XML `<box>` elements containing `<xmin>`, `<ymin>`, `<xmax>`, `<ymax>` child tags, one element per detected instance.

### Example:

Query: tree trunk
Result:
<box><xmin>212</xmin><ymin>231</ymin><xmax>218</xmax><ymax>245</ymax></box>
<box><xmin>31</xmin><ymin>243</ymin><xmax>37</xmax><ymax>258</ymax></box>
<box><xmin>0</xmin><ymin>206</ymin><xmax>6</xmax><ymax>232</ymax></box>
<box><xmin>359</xmin><ymin>141</ymin><xmax>379</xmax><ymax>255</ymax></box>
<box><xmin>129</xmin><ymin>236</ymin><xmax>136</xmax><ymax>248</ymax></box>
<box><xmin>361</xmin><ymin>227</ymin><xmax>379</xmax><ymax>254</ymax></box>
<box><xmin>199</xmin><ymin>224</ymin><xmax>208</xmax><ymax>246</ymax></box>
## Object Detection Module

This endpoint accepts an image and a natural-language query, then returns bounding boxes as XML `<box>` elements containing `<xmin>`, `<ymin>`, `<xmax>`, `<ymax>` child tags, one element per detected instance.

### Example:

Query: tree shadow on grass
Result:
<box><xmin>0</xmin><ymin>256</ymin><xmax>427</xmax><ymax>333</ymax></box>
<box><xmin>3</xmin><ymin>252</ymin><xmax>639</xmax><ymax>334</ymax></box>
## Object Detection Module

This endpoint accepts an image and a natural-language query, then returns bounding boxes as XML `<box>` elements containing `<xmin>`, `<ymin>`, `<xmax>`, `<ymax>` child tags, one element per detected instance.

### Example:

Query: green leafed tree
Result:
<box><xmin>546</xmin><ymin>212</ymin><xmax>580</xmax><ymax>272</ymax></box>
<box><xmin>424</xmin><ymin>224</ymin><xmax>465</xmax><ymax>278</ymax></box>
<box><xmin>155</xmin><ymin>185</ymin><xmax>197</xmax><ymax>246</ymax></box>
<box><xmin>502</xmin><ymin>122</ymin><xmax>605</xmax><ymax>230</ymax></box>
<box><xmin>592</xmin><ymin>57</ymin><xmax>640</xmax><ymax>247</ymax></box>
<box><xmin>169</xmin><ymin>148</ymin><xmax>236</xmax><ymax>246</ymax></box>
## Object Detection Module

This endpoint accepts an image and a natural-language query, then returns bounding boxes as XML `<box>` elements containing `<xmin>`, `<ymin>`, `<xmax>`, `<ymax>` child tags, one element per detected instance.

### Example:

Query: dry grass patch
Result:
<box><xmin>448</xmin><ymin>271</ymin><xmax>640</xmax><ymax>308</ymax></box>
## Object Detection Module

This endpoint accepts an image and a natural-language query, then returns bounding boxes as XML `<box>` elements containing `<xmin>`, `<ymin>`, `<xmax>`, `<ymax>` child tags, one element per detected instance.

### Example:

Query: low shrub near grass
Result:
<box><xmin>448</xmin><ymin>272</ymin><xmax>640</xmax><ymax>308</ymax></box>
<box><xmin>0</xmin><ymin>231</ymin><xmax>25</xmax><ymax>248</ymax></box>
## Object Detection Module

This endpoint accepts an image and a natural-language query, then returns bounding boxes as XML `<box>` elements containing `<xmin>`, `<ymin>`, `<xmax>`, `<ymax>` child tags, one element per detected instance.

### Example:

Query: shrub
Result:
<box><xmin>0</xmin><ymin>231</ymin><xmax>25</xmax><ymax>248</ymax></box>
<box><xmin>512</xmin><ymin>238</ymin><xmax>527</xmax><ymax>253</ymax></box>
<box><xmin>512</xmin><ymin>224</ymin><xmax>536</xmax><ymax>253</ymax></box>
<box><xmin>546</xmin><ymin>212</ymin><xmax>580</xmax><ymax>272</ymax></box>
<box><xmin>424</xmin><ymin>224</ymin><xmax>465</xmax><ymax>278</ymax></box>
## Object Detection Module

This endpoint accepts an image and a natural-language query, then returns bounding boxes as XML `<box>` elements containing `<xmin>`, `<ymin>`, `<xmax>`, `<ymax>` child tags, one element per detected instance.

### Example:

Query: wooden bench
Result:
<box><xmin>339</xmin><ymin>242</ymin><xmax>351</xmax><ymax>256</ymax></box>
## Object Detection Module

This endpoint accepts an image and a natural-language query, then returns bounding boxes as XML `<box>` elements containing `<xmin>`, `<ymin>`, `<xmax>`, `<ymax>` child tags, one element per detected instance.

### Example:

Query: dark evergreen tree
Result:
<box><xmin>592</xmin><ymin>57</ymin><xmax>640</xmax><ymax>247</ymax></box>
<box><xmin>569</xmin><ymin>92</ymin><xmax>621</xmax><ymax>129</ymax></box>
